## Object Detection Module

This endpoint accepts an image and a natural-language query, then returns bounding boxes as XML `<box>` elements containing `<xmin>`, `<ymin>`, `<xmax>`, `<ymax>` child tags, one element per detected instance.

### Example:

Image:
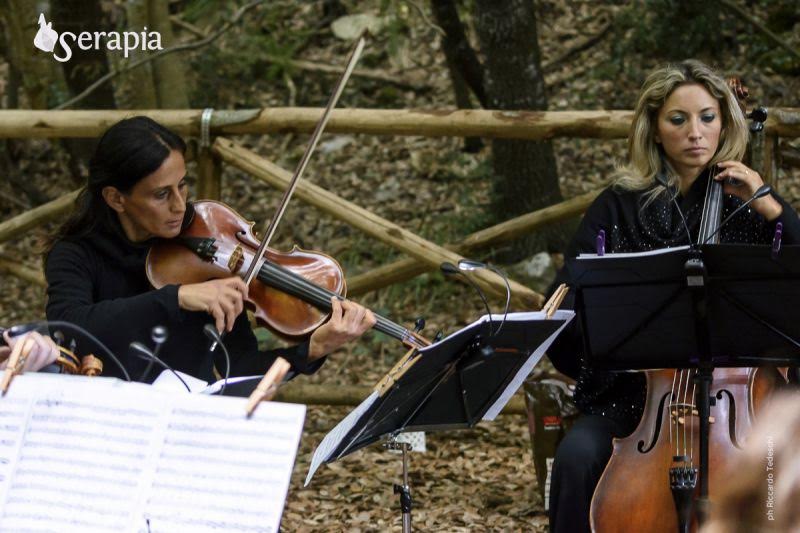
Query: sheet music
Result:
<box><xmin>482</xmin><ymin>310</ymin><xmax>573</xmax><ymax>420</ymax></box>
<box><xmin>578</xmin><ymin>244</ymin><xmax>689</xmax><ymax>259</ymax></box>
<box><xmin>0</xmin><ymin>373</ymin><xmax>305</xmax><ymax>533</ymax></box>
<box><xmin>304</xmin><ymin>391</ymin><xmax>378</xmax><ymax>487</ymax></box>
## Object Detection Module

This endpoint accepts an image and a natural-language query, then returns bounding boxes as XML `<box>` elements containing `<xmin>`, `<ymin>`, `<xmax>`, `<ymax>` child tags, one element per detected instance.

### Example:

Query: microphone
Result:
<box><xmin>655</xmin><ymin>173</ymin><xmax>693</xmax><ymax>246</ymax></box>
<box><xmin>204</xmin><ymin>324</ymin><xmax>231</xmax><ymax>395</ymax></box>
<box><xmin>701</xmin><ymin>184</ymin><xmax>772</xmax><ymax>245</ymax></box>
<box><xmin>129</xmin><ymin>341</ymin><xmax>191</xmax><ymax>392</ymax></box>
<box><xmin>440</xmin><ymin>262</ymin><xmax>494</xmax><ymax>339</ymax></box>
<box><xmin>140</xmin><ymin>326</ymin><xmax>168</xmax><ymax>382</ymax></box>
<box><xmin>457</xmin><ymin>259</ymin><xmax>511</xmax><ymax>337</ymax></box>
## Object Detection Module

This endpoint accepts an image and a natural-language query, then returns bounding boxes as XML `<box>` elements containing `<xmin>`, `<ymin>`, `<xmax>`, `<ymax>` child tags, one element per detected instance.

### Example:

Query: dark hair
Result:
<box><xmin>44</xmin><ymin>116</ymin><xmax>186</xmax><ymax>255</ymax></box>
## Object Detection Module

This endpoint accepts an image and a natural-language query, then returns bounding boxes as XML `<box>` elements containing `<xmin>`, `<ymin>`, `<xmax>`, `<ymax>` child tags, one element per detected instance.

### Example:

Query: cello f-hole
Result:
<box><xmin>638</xmin><ymin>391</ymin><xmax>673</xmax><ymax>453</ymax></box>
<box><xmin>716</xmin><ymin>389</ymin><xmax>742</xmax><ymax>449</ymax></box>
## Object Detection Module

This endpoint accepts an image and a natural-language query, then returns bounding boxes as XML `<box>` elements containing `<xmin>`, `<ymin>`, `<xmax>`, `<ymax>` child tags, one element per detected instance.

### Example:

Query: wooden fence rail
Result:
<box><xmin>2</xmin><ymin>108</ymin><xmax>799</xmax><ymax>140</ymax></box>
<box><xmin>348</xmin><ymin>189</ymin><xmax>602</xmax><ymax>296</ymax></box>
<box><xmin>212</xmin><ymin>137</ymin><xmax>544</xmax><ymax>309</ymax></box>
<box><xmin>0</xmin><ymin>190</ymin><xmax>80</xmax><ymax>243</ymax></box>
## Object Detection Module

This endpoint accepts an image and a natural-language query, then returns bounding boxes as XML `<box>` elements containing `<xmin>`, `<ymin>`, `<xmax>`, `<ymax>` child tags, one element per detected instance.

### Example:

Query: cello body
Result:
<box><xmin>590</xmin><ymin>367</ymin><xmax>784</xmax><ymax>532</ymax></box>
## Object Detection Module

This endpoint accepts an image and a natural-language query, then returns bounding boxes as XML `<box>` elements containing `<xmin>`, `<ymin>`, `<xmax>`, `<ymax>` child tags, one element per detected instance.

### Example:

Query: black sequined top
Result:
<box><xmin>548</xmin><ymin>170</ymin><xmax>800</xmax><ymax>434</ymax></box>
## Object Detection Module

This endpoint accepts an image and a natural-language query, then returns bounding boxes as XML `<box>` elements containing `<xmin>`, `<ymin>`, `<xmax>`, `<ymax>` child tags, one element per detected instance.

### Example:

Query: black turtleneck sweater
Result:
<box><xmin>548</xmin><ymin>172</ymin><xmax>800</xmax><ymax>434</ymax></box>
<box><xmin>44</xmin><ymin>221</ymin><xmax>321</xmax><ymax>384</ymax></box>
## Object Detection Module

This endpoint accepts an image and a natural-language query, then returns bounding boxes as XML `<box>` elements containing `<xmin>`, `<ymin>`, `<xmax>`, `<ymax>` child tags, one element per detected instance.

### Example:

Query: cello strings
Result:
<box><xmin>689</xmin><ymin>382</ymin><xmax>700</xmax><ymax>467</ymax></box>
<box><xmin>671</xmin><ymin>370</ymin><xmax>680</xmax><ymax>457</ymax></box>
<box><xmin>682</xmin><ymin>369</ymin><xmax>692</xmax><ymax>463</ymax></box>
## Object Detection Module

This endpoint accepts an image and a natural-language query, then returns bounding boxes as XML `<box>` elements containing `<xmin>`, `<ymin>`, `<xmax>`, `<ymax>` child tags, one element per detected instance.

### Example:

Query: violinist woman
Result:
<box><xmin>44</xmin><ymin>116</ymin><xmax>375</xmax><ymax>384</ymax></box>
<box><xmin>545</xmin><ymin>59</ymin><xmax>800</xmax><ymax>532</ymax></box>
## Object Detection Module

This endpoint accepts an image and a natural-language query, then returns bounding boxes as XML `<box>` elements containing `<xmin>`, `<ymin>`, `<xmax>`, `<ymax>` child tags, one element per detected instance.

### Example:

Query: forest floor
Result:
<box><xmin>1</xmin><ymin>1</ymin><xmax>800</xmax><ymax>531</ymax></box>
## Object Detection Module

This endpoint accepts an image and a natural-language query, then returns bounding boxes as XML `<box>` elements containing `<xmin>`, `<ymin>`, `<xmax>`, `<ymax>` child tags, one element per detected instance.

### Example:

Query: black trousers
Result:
<box><xmin>548</xmin><ymin>414</ymin><xmax>627</xmax><ymax>533</ymax></box>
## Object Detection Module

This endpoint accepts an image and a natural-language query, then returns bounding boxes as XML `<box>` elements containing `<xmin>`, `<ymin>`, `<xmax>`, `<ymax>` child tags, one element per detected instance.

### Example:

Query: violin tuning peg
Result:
<box><xmin>413</xmin><ymin>317</ymin><xmax>425</xmax><ymax>333</ymax></box>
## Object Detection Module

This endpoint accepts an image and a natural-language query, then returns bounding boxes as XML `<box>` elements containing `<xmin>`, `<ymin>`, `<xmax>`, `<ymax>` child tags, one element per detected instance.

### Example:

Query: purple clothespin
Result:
<box><xmin>596</xmin><ymin>229</ymin><xmax>606</xmax><ymax>256</ymax></box>
<box><xmin>772</xmin><ymin>222</ymin><xmax>782</xmax><ymax>259</ymax></box>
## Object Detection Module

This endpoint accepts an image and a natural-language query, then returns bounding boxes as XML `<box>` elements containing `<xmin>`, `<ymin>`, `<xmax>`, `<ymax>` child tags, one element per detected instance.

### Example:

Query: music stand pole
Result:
<box><xmin>385</xmin><ymin>439</ymin><xmax>413</xmax><ymax>532</ymax></box>
<box><xmin>687</xmin><ymin>249</ymin><xmax>713</xmax><ymax>528</ymax></box>
<box><xmin>694</xmin><ymin>365</ymin><xmax>712</xmax><ymax>525</ymax></box>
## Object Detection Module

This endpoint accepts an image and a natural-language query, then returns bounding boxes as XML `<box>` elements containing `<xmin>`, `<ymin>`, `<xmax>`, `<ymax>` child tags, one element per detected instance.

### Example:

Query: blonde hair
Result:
<box><xmin>613</xmin><ymin>60</ymin><xmax>749</xmax><ymax>201</ymax></box>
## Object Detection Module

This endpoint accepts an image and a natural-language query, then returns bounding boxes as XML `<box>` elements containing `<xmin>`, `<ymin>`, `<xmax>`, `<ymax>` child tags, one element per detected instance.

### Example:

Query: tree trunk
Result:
<box><xmin>50</xmin><ymin>0</ymin><xmax>116</xmax><ymax>110</ymax></box>
<box><xmin>474</xmin><ymin>0</ymin><xmax>571</xmax><ymax>257</ymax></box>
<box><xmin>0</xmin><ymin>0</ymin><xmax>67</xmax><ymax>108</ymax></box>
<box><xmin>116</xmin><ymin>0</ymin><xmax>159</xmax><ymax>108</ymax></box>
<box><xmin>0</xmin><ymin>2</ymin><xmax>68</xmax><ymax>199</ymax></box>
<box><xmin>49</xmin><ymin>0</ymin><xmax>118</xmax><ymax>185</ymax></box>
<box><xmin>147</xmin><ymin>0</ymin><xmax>189</xmax><ymax>109</ymax></box>
<box><xmin>431</xmin><ymin>0</ymin><xmax>485</xmax><ymax>152</ymax></box>
<box><xmin>431</xmin><ymin>0</ymin><xmax>487</xmax><ymax>107</ymax></box>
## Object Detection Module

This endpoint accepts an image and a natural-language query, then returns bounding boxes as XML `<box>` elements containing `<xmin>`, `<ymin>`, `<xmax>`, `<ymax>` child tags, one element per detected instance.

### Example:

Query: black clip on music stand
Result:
<box><xmin>568</xmin><ymin>243</ymin><xmax>800</xmax><ymax>531</ymax></box>
<box><xmin>305</xmin><ymin>313</ymin><xmax>570</xmax><ymax>532</ymax></box>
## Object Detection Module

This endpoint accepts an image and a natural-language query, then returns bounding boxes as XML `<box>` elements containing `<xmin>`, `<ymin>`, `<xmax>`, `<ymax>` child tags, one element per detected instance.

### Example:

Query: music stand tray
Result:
<box><xmin>305</xmin><ymin>310</ymin><xmax>573</xmax><ymax>485</ymax></box>
<box><xmin>567</xmin><ymin>244</ymin><xmax>800</xmax><ymax>370</ymax></box>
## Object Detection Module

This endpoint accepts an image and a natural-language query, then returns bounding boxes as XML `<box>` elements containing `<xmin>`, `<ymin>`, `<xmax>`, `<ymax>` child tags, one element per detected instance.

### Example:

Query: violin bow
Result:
<box><xmin>242</xmin><ymin>34</ymin><xmax>365</xmax><ymax>286</ymax></box>
<box><xmin>245</xmin><ymin>35</ymin><xmax>366</xmax><ymax>416</ymax></box>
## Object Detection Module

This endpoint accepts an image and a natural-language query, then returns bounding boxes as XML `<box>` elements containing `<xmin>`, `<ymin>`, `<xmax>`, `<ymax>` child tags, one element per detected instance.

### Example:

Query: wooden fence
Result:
<box><xmin>1</xmin><ymin>107</ymin><xmax>798</xmax><ymax>409</ymax></box>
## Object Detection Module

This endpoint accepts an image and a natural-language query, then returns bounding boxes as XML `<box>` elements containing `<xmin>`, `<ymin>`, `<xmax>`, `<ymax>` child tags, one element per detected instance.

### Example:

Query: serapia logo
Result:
<box><xmin>34</xmin><ymin>13</ymin><xmax>163</xmax><ymax>63</ymax></box>
<box><xmin>34</xmin><ymin>14</ymin><xmax>58</xmax><ymax>53</ymax></box>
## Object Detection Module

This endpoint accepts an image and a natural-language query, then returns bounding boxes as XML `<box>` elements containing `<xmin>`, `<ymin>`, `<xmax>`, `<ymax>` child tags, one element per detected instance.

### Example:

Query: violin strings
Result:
<box><xmin>256</xmin><ymin>260</ymin><xmax>412</xmax><ymax>342</ymax></box>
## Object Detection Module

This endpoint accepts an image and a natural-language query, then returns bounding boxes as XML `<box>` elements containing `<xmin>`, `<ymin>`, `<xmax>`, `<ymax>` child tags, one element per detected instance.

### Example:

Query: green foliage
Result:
<box><xmin>612</xmin><ymin>1</ymin><xmax>734</xmax><ymax>64</ymax></box>
<box><xmin>375</xmin><ymin>0</ymin><xmax>412</xmax><ymax>59</ymax></box>
<box><xmin>609</xmin><ymin>0</ymin><xmax>800</xmax><ymax>76</ymax></box>
<box><xmin>757</xmin><ymin>2</ymin><xmax>800</xmax><ymax>75</ymax></box>
<box><xmin>182</xmin><ymin>1</ymin><xmax>316</xmax><ymax>107</ymax></box>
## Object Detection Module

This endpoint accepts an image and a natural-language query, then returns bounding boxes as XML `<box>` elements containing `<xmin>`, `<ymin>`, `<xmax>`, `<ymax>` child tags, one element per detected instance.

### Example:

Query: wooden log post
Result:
<box><xmin>0</xmin><ymin>189</ymin><xmax>80</xmax><ymax>244</ymax></box>
<box><xmin>212</xmin><ymin>137</ymin><xmax>544</xmax><ymax>309</ymax></box>
<box><xmin>764</xmin><ymin>135</ymin><xmax>779</xmax><ymax>187</ymax></box>
<box><xmin>348</xmin><ymin>189</ymin><xmax>602</xmax><ymax>296</ymax></box>
<box><xmin>196</xmin><ymin>144</ymin><xmax>222</xmax><ymax>200</ymax></box>
<box><xmin>0</xmin><ymin>256</ymin><xmax>46</xmax><ymax>287</ymax></box>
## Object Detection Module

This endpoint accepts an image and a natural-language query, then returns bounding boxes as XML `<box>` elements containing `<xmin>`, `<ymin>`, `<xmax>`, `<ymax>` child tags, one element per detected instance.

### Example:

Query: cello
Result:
<box><xmin>589</xmin><ymin>80</ymin><xmax>784</xmax><ymax>532</ymax></box>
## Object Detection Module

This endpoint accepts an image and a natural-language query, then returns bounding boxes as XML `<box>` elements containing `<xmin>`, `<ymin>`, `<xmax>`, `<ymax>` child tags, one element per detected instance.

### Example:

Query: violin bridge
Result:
<box><xmin>228</xmin><ymin>245</ymin><xmax>244</xmax><ymax>273</ymax></box>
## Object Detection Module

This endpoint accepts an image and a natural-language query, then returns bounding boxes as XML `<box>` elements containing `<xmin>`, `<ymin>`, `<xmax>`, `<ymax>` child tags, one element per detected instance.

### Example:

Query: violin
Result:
<box><xmin>0</xmin><ymin>326</ymin><xmax>103</xmax><ymax>376</ymax></box>
<box><xmin>145</xmin><ymin>200</ymin><xmax>429</xmax><ymax>350</ymax></box>
<box><xmin>148</xmin><ymin>35</ymin><xmax>426</xmax><ymax>352</ymax></box>
<box><xmin>146</xmin><ymin>35</ymin><xmax>429</xmax><ymax>414</ymax></box>
<box><xmin>589</xmin><ymin>79</ymin><xmax>783</xmax><ymax>532</ymax></box>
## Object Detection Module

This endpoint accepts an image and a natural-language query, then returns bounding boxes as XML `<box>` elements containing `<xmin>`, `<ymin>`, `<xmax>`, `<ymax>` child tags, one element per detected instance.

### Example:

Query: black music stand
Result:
<box><xmin>304</xmin><ymin>312</ymin><xmax>573</xmax><ymax>531</ymax></box>
<box><xmin>567</xmin><ymin>243</ymin><xmax>800</xmax><ymax>530</ymax></box>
